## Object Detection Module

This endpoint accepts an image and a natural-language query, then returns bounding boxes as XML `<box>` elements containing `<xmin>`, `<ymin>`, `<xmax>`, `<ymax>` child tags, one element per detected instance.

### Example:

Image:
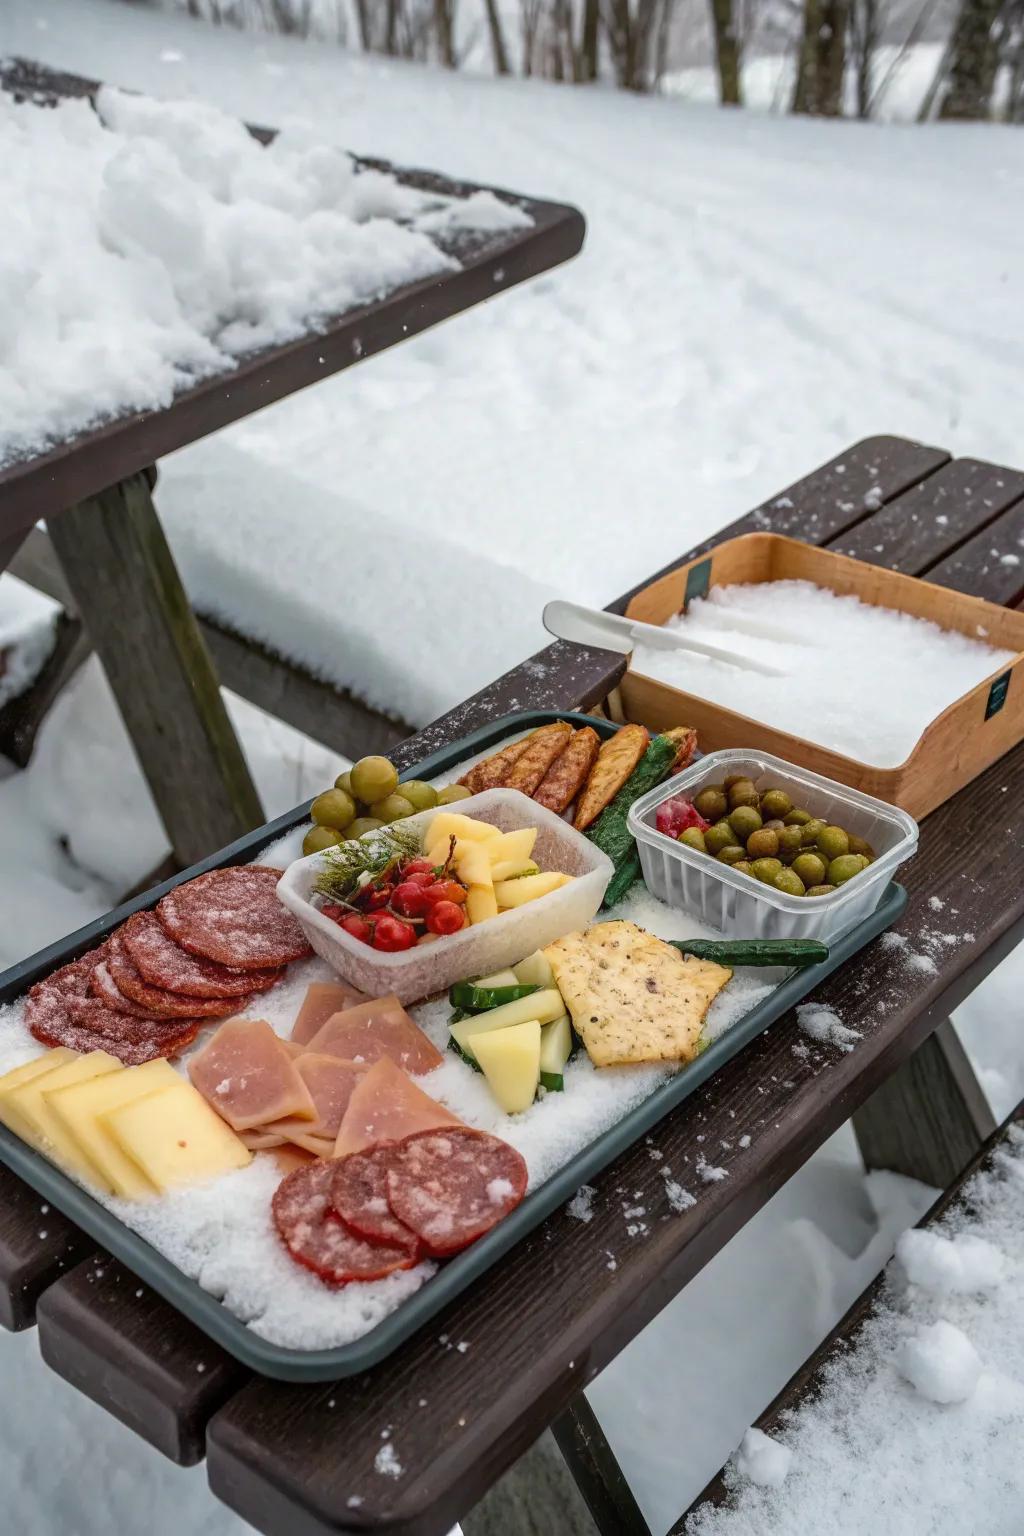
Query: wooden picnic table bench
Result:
<box><xmin>0</xmin><ymin>58</ymin><xmax>585</xmax><ymax>869</ymax></box>
<box><xmin>2</xmin><ymin>432</ymin><xmax>1023</xmax><ymax>1536</ymax></box>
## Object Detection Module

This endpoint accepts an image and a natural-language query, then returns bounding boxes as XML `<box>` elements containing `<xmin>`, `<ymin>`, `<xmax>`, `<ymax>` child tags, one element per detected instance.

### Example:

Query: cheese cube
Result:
<box><xmin>1</xmin><ymin>1052</ymin><xmax>121</xmax><ymax>1167</ymax></box>
<box><xmin>46</xmin><ymin>1059</ymin><xmax>180</xmax><ymax>1198</ymax></box>
<box><xmin>104</xmin><ymin>1081</ymin><xmax>251</xmax><ymax>1193</ymax></box>
<box><xmin>467</xmin><ymin>1020</ymin><xmax>541</xmax><ymax>1114</ymax></box>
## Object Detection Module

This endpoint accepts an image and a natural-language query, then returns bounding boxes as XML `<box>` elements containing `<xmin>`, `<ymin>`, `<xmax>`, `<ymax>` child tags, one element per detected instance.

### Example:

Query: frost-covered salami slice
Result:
<box><xmin>272</xmin><ymin>1161</ymin><xmax>418</xmax><ymax>1285</ymax></box>
<box><xmin>65</xmin><ymin>994</ymin><xmax>203</xmax><ymax>1048</ymax></box>
<box><xmin>386</xmin><ymin>1128</ymin><xmax>527</xmax><ymax>1257</ymax></box>
<box><xmin>331</xmin><ymin>1147</ymin><xmax>421</xmax><ymax>1255</ymax></box>
<box><xmin>25</xmin><ymin>944</ymin><xmax>108</xmax><ymax>1040</ymax></box>
<box><xmin>91</xmin><ymin>960</ymin><xmax>168</xmax><ymax>1019</ymax></box>
<box><xmin>157</xmin><ymin>866</ymin><xmax>311</xmax><ymax>969</ymax></box>
<box><xmin>107</xmin><ymin>934</ymin><xmax>243</xmax><ymax>1019</ymax></box>
<box><xmin>29</xmin><ymin>1010</ymin><xmax>199</xmax><ymax>1065</ymax></box>
<box><xmin>122</xmin><ymin>910</ymin><xmax>283</xmax><ymax>998</ymax></box>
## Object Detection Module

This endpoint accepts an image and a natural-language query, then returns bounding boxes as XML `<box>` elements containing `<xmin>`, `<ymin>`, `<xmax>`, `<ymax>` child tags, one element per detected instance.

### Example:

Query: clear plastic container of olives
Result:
<box><xmin>628</xmin><ymin>749</ymin><xmax>918</xmax><ymax>943</ymax></box>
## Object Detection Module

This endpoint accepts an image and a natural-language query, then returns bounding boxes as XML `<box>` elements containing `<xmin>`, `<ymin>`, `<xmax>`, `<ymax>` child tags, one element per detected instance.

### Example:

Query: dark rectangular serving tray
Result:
<box><xmin>0</xmin><ymin>710</ymin><xmax>907</xmax><ymax>1380</ymax></box>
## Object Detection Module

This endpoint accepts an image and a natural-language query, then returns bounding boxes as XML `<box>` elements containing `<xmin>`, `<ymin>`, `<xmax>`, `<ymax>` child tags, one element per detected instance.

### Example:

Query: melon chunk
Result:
<box><xmin>425</xmin><ymin>812</ymin><xmax>500</xmax><ymax>856</ymax></box>
<box><xmin>485</xmin><ymin>828</ymin><xmax>537</xmax><ymax>868</ymax></box>
<box><xmin>468</xmin><ymin>1020</ymin><xmax>541</xmax><ymax>1114</ymax></box>
<box><xmin>454</xmin><ymin>840</ymin><xmax>493</xmax><ymax>888</ymax></box>
<box><xmin>513</xmin><ymin>951</ymin><xmax>556</xmax><ymax>989</ymax></box>
<box><xmin>490</xmin><ymin>858</ymin><xmax>540</xmax><ymax>883</ymax></box>
<box><xmin>494</xmin><ymin>871</ymin><xmax>572</xmax><ymax>908</ymax></box>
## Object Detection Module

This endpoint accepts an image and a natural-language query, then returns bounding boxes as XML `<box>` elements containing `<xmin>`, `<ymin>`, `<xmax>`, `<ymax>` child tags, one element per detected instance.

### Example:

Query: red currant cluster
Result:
<box><xmin>319</xmin><ymin>857</ymin><xmax>469</xmax><ymax>952</ymax></box>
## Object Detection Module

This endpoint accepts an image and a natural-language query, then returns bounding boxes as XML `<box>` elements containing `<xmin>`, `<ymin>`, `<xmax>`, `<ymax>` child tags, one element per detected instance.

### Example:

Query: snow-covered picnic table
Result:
<box><xmin>3</xmin><ymin>433</ymin><xmax>1024</xmax><ymax>1536</ymax></box>
<box><xmin>0</xmin><ymin>59</ymin><xmax>584</xmax><ymax>868</ymax></box>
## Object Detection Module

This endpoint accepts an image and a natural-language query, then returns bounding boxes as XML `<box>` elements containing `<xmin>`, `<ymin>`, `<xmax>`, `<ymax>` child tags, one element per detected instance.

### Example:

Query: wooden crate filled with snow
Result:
<box><xmin>619</xmin><ymin>533</ymin><xmax>1024</xmax><ymax>818</ymax></box>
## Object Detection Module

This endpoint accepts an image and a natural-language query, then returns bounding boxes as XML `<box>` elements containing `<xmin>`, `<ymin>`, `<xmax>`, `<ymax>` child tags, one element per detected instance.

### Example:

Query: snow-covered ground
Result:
<box><xmin>1</xmin><ymin>3</ymin><xmax>1023</xmax><ymax>1533</ymax></box>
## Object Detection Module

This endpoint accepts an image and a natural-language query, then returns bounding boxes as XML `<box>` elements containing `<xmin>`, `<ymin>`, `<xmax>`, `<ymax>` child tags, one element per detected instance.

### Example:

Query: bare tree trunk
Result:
<box><xmin>708</xmin><ymin>0</ymin><xmax>743</xmax><ymax>103</ymax></box>
<box><xmin>1008</xmin><ymin>0</ymin><xmax>1024</xmax><ymax>119</ymax></box>
<box><xmin>434</xmin><ymin>0</ymin><xmax>456</xmax><ymax>66</ymax></box>
<box><xmin>578</xmin><ymin>0</ymin><xmax>601</xmax><ymax>77</ymax></box>
<box><xmin>654</xmin><ymin>0</ymin><xmax>675</xmax><ymax>87</ymax></box>
<box><xmin>385</xmin><ymin>0</ymin><xmax>400</xmax><ymax>54</ymax></box>
<box><xmin>484</xmin><ymin>0</ymin><xmax>511</xmax><ymax>72</ymax></box>
<box><xmin>603</xmin><ymin>0</ymin><xmax>660</xmax><ymax>90</ymax></box>
<box><xmin>353</xmin><ymin>0</ymin><xmax>371</xmax><ymax>50</ymax></box>
<box><xmin>938</xmin><ymin>0</ymin><xmax>1003</xmax><ymax>118</ymax></box>
<box><xmin>849</xmin><ymin>0</ymin><xmax>878</xmax><ymax>116</ymax></box>
<box><xmin>792</xmin><ymin>0</ymin><xmax>848</xmax><ymax>114</ymax></box>
<box><xmin>521</xmin><ymin>0</ymin><xmax>543</xmax><ymax>76</ymax></box>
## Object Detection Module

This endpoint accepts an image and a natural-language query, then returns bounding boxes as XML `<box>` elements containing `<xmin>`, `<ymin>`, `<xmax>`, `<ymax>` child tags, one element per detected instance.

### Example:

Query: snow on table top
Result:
<box><xmin>630</xmin><ymin>581</ymin><xmax>1015</xmax><ymax>769</ymax></box>
<box><xmin>0</xmin><ymin>815</ymin><xmax>779</xmax><ymax>1354</ymax></box>
<box><xmin>0</xmin><ymin>82</ymin><xmax>530</xmax><ymax>470</ymax></box>
<box><xmin>688</xmin><ymin>1124</ymin><xmax>1024</xmax><ymax>1534</ymax></box>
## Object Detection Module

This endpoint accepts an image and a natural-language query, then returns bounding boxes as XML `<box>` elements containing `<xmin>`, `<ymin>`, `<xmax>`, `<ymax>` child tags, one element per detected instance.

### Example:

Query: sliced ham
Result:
<box><xmin>307</xmin><ymin>995</ymin><xmax>443</xmax><ymax>1076</ymax></box>
<box><xmin>266</xmin><ymin>1054</ymin><xmax>367</xmax><ymax>1145</ymax></box>
<box><xmin>291</xmin><ymin>980</ymin><xmax>368</xmax><ymax>1046</ymax></box>
<box><xmin>333</xmin><ymin>1056</ymin><xmax>463</xmax><ymax>1158</ymax></box>
<box><xmin>188</xmin><ymin>1017</ymin><xmax>316</xmax><ymax>1132</ymax></box>
<box><xmin>239</xmin><ymin>1129</ymin><xmax>289</xmax><ymax>1151</ymax></box>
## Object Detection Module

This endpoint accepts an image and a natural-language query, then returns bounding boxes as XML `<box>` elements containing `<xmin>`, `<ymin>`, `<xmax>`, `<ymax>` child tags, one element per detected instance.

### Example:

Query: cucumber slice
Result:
<box><xmin>448</xmin><ymin>980</ymin><xmax>541</xmax><ymax>1013</ymax></box>
<box><xmin>670</xmin><ymin>939</ymin><xmax>829</xmax><ymax>969</ymax></box>
<box><xmin>512</xmin><ymin>950</ymin><xmax>556</xmax><ymax>989</ymax></box>
<box><xmin>449</xmin><ymin>987</ymin><xmax>565</xmax><ymax>1061</ymax></box>
<box><xmin>538</xmin><ymin>1014</ymin><xmax>572</xmax><ymax>1093</ymax></box>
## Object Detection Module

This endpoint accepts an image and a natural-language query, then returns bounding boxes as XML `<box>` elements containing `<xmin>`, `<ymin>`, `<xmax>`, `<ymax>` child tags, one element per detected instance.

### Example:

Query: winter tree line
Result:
<box><xmin>159</xmin><ymin>0</ymin><xmax>1024</xmax><ymax>121</ymax></box>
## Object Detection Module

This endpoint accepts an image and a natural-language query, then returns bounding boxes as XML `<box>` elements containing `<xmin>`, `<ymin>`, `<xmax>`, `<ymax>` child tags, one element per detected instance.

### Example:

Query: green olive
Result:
<box><xmin>705</xmin><ymin>824</ymin><xmax>739</xmax><ymax>856</ymax></box>
<box><xmin>334</xmin><ymin>770</ymin><xmax>354</xmax><ymax>796</ymax></box>
<box><xmin>694</xmin><ymin>787</ymin><xmax>728</xmax><ymax>821</ymax></box>
<box><xmin>717</xmin><ymin>845</ymin><xmax>747</xmax><ymax>865</ymax></box>
<box><xmin>792</xmin><ymin>851</ymin><xmax>827</xmax><ymax>887</ymax></box>
<box><xmin>350</xmin><ymin>755</ymin><xmax>399</xmax><ymax>804</ymax></box>
<box><xmin>847</xmin><ymin>833</ymin><xmax>875</xmax><ymax>860</ymax></box>
<box><xmin>816</xmin><ymin>825</ymin><xmax>850</xmax><ymax>862</ymax></box>
<box><xmin>751</xmin><ymin>857</ymin><xmax>783</xmax><ymax>884</ymax></box>
<box><xmin>723</xmin><ymin>773</ymin><xmax>748</xmax><ymax>791</ymax></box>
<box><xmin>399</xmin><ymin>779</ymin><xmax>438</xmax><ymax>812</ymax></box>
<box><xmin>800</xmin><ymin>818</ymin><xmax>826</xmax><ymax>847</ymax></box>
<box><xmin>311</xmin><ymin>788</ymin><xmax>356</xmax><ymax>831</ymax></box>
<box><xmin>303</xmin><ymin>825</ymin><xmax>342</xmax><ymax>857</ymax></box>
<box><xmin>805</xmin><ymin>883</ymin><xmax>837</xmax><ymax>897</ymax></box>
<box><xmin>784</xmin><ymin>808</ymin><xmax>811</xmax><ymax>826</ymax></box>
<box><xmin>729</xmin><ymin>805</ymin><xmax>763</xmax><ymax>840</ymax></box>
<box><xmin>828</xmin><ymin>853</ymin><xmax>868</xmax><ymax>885</ymax></box>
<box><xmin>760</xmin><ymin>788</ymin><xmax>793</xmax><ymax>820</ymax></box>
<box><xmin>773</xmin><ymin>868</ymin><xmax>806</xmax><ymax>897</ymax></box>
<box><xmin>371</xmin><ymin>793</ymin><xmax>416</xmax><ymax>823</ymax></box>
<box><xmin>346</xmin><ymin>816</ymin><xmax>385</xmax><ymax>839</ymax></box>
<box><xmin>747</xmin><ymin>828</ymin><xmax>780</xmax><ymax>859</ymax></box>
<box><xmin>732</xmin><ymin>860</ymin><xmax>754</xmax><ymax>877</ymax></box>
<box><xmin>436</xmin><ymin>784</ymin><xmax>472</xmax><ymax>804</ymax></box>
<box><xmin>679</xmin><ymin>827</ymin><xmax>708</xmax><ymax>853</ymax></box>
<box><xmin>777</xmin><ymin>825</ymin><xmax>804</xmax><ymax>861</ymax></box>
<box><xmin>763</xmin><ymin>818</ymin><xmax>785</xmax><ymax>834</ymax></box>
<box><xmin>727</xmin><ymin>778</ymin><xmax>760</xmax><ymax>810</ymax></box>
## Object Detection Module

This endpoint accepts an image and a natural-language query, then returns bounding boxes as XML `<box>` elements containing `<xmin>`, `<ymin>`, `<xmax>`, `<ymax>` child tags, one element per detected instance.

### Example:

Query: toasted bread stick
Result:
<box><xmin>533</xmin><ymin>726</ymin><xmax>601</xmax><ymax>814</ymax></box>
<box><xmin>572</xmin><ymin>722</ymin><xmax>649</xmax><ymax>831</ymax></box>
<box><xmin>503</xmin><ymin>721</ymin><xmax>574</xmax><ymax>796</ymax></box>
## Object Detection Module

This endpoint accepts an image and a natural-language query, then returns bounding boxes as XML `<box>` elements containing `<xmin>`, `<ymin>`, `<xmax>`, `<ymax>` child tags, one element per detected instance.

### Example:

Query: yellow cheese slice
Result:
<box><xmin>1</xmin><ymin>1051</ymin><xmax>121</xmax><ymax>1166</ymax></box>
<box><xmin>104</xmin><ymin>1080</ymin><xmax>251</xmax><ymax>1193</ymax></box>
<box><xmin>467</xmin><ymin>1020</ymin><xmax>541</xmax><ymax>1114</ymax></box>
<box><xmin>0</xmin><ymin>1050</ymin><xmax>78</xmax><ymax>1127</ymax></box>
<box><xmin>46</xmin><ymin>1059</ymin><xmax>181</xmax><ymax>1198</ymax></box>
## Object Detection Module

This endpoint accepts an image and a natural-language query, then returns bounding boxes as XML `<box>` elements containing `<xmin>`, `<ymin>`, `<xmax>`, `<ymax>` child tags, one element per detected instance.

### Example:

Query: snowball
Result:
<box><xmin>898</xmin><ymin>1230</ymin><xmax>1007</xmax><ymax>1297</ymax></box>
<box><xmin>796</xmin><ymin>1003</ymin><xmax>860</xmax><ymax>1053</ymax></box>
<box><xmin>897</xmin><ymin>1320</ymin><xmax>983</xmax><ymax>1404</ymax></box>
<box><xmin>733</xmin><ymin>1427</ymin><xmax>793</xmax><ymax>1488</ymax></box>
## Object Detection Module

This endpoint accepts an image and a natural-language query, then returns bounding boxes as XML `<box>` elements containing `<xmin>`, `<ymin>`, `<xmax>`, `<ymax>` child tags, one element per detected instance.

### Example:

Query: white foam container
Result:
<box><xmin>277</xmin><ymin>788</ymin><xmax>613</xmax><ymax>1004</ymax></box>
<box><xmin>628</xmin><ymin>748</ymin><xmax>918</xmax><ymax>944</ymax></box>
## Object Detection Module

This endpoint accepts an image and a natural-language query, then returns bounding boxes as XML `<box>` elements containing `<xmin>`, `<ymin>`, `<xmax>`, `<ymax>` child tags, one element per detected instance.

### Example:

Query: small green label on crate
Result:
<box><xmin>985</xmin><ymin>670</ymin><xmax>1012</xmax><ymax>720</ymax></box>
<box><xmin>683</xmin><ymin>558</ymin><xmax>712</xmax><ymax>611</ymax></box>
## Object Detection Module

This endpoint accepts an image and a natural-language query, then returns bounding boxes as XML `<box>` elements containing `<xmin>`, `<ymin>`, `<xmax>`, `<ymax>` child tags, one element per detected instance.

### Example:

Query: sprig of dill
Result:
<box><xmin>312</xmin><ymin>822</ymin><xmax>421</xmax><ymax>902</ymax></box>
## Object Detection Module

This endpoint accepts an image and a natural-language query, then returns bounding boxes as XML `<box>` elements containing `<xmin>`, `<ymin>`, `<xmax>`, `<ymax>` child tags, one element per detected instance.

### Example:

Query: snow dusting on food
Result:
<box><xmin>631</xmin><ymin>581</ymin><xmax>1013</xmax><ymax>769</ymax></box>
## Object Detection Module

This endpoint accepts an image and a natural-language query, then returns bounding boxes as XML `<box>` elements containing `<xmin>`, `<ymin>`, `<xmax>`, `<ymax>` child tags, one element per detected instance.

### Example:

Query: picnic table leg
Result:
<box><xmin>550</xmin><ymin>1397</ymin><xmax>652</xmax><ymax>1536</ymax></box>
<box><xmin>851</xmin><ymin>1018</ymin><xmax>997</xmax><ymax>1187</ymax></box>
<box><xmin>46</xmin><ymin>471</ymin><xmax>264</xmax><ymax>868</ymax></box>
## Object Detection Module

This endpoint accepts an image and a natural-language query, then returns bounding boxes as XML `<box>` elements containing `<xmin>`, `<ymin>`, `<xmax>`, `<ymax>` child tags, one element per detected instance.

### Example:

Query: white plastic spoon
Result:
<box><xmin>542</xmin><ymin>600</ymin><xmax>787</xmax><ymax>678</ymax></box>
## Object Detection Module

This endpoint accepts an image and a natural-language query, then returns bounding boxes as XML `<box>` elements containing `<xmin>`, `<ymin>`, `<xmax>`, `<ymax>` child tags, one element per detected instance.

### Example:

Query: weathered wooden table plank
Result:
<box><xmin>36</xmin><ymin>1255</ymin><xmax>248</xmax><ymax>1466</ymax></box>
<box><xmin>924</xmin><ymin>500</ymin><xmax>1024</xmax><ymax>605</ymax></box>
<box><xmin>830</xmin><ymin>457</ymin><xmax>1024</xmax><ymax>574</ymax></box>
<box><xmin>0</xmin><ymin>1162</ymin><xmax>93</xmax><ymax>1331</ymax></box>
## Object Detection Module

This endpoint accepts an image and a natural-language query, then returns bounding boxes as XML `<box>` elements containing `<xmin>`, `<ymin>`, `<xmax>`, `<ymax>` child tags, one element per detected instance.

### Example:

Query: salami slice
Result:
<box><xmin>157</xmin><ymin>866</ymin><xmax>311</xmax><ymax>969</ymax></box>
<box><xmin>272</xmin><ymin>1161</ymin><xmax>418</xmax><ymax>1285</ymax></box>
<box><xmin>91</xmin><ymin>960</ymin><xmax>169</xmax><ymax>1019</ymax></box>
<box><xmin>107</xmin><ymin>934</ymin><xmax>243</xmax><ymax>1019</ymax></box>
<box><xmin>122</xmin><ymin>911</ymin><xmax>283</xmax><ymax>998</ymax></box>
<box><xmin>65</xmin><ymin>994</ymin><xmax>201</xmax><ymax>1047</ymax></box>
<box><xmin>385</xmin><ymin>1128</ymin><xmax>528</xmax><ymax>1257</ymax></box>
<box><xmin>25</xmin><ymin>944</ymin><xmax>108</xmax><ymax>1040</ymax></box>
<box><xmin>331</xmin><ymin>1147</ymin><xmax>421</xmax><ymax>1255</ymax></box>
<box><xmin>28</xmin><ymin>1010</ymin><xmax>199</xmax><ymax>1065</ymax></box>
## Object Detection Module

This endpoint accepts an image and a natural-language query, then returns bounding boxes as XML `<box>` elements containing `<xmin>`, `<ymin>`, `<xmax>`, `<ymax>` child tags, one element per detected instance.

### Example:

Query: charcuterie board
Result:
<box><xmin>0</xmin><ymin>711</ymin><xmax>906</xmax><ymax>1381</ymax></box>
